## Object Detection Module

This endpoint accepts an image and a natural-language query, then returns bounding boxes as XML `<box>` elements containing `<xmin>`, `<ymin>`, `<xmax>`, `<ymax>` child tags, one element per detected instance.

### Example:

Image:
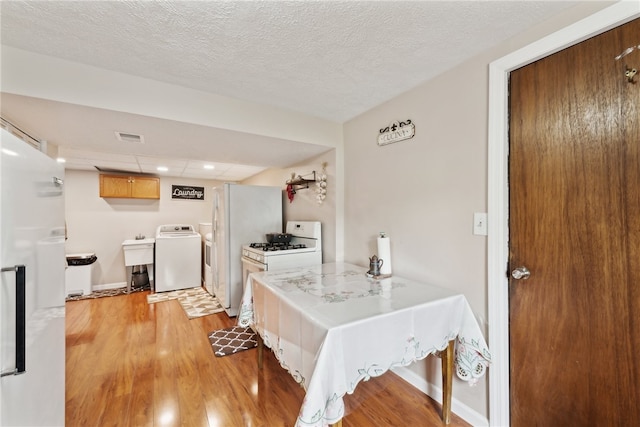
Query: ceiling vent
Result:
<box><xmin>115</xmin><ymin>131</ymin><xmax>144</xmax><ymax>144</ymax></box>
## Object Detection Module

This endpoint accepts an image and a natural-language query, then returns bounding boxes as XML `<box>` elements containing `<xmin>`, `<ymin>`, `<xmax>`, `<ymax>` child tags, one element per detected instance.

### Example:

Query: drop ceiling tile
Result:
<box><xmin>54</xmin><ymin>147</ymin><xmax>270</xmax><ymax>181</ymax></box>
<box><xmin>136</xmin><ymin>156</ymin><xmax>188</xmax><ymax>168</ymax></box>
<box><xmin>184</xmin><ymin>160</ymin><xmax>233</xmax><ymax>172</ymax></box>
<box><xmin>182</xmin><ymin>167</ymin><xmax>222</xmax><ymax>176</ymax></box>
<box><xmin>58</xmin><ymin>147</ymin><xmax>137</xmax><ymax>163</ymax></box>
<box><xmin>138</xmin><ymin>164</ymin><xmax>173</xmax><ymax>175</ymax></box>
<box><xmin>92</xmin><ymin>160</ymin><xmax>141</xmax><ymax>172</ymax></box>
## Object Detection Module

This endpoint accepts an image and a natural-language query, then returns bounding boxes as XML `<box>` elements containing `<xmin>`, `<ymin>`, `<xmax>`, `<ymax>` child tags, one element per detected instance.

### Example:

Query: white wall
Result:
<box><xmin>243</xmin><ymin>149</ymin><xmax>337</xmax><ymax>263</ymax></box>
<box><xmin>342</xmin><ymin>1</ymin><xmax>614</xmax><ymax>423</ymax></box>
<box><xmin>345</xmin><ymin>59</ymin><xmax>491</xmax><ymax>420</ymax></box>
<box><xmin>64</xmin><ymin>169</ymin><xmax>220</xmax><ymax>287</ymax></box>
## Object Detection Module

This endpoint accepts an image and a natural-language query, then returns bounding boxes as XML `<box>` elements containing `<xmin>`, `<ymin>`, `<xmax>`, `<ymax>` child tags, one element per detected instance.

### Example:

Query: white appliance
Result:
<box><xmin>241</xmin><ymin>221</ymin><xmax>323</xmax><ymax>292</ymax></box>
<box><xmin>204</xmin><ymin>232</ymin><xmax>212</xmax><ymax>292</ymax></box>
<box><xmin>154</xmin><ymin>224</ymin><xmax>201</xmax><ymax>292</ymax></box>
<box><xmin>198</xmin><ymin>222</ymin><xmax>212</xmax><ymax>287</ymax></box>
<box><xmin>1</xmin><ymin>128</ymin><xmax>65</xmax><ymax>425</ymax></box>
<box><xmin>211</xmin><ymin>183</ymin><xmax>282</xmax><ymax>316</ymax></box>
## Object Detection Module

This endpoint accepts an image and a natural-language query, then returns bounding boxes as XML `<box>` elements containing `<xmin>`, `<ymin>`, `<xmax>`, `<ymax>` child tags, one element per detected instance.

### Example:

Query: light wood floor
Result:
<box><xmin>65</xmin><ymin>289</ymin><xmax>471</xmax><ymax>426</ymax></box>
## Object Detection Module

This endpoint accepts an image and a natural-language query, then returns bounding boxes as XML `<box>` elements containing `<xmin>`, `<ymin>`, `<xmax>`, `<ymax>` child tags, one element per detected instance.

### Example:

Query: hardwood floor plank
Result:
<box><xmin>66</xmin><ymin>289</ymin><xmax>472</xmax><ymax>427</ymax></box>
<box><xmin>128</xmin><ymin>365</ymin><xmax>154</xmax><ymax>427</ymax></box>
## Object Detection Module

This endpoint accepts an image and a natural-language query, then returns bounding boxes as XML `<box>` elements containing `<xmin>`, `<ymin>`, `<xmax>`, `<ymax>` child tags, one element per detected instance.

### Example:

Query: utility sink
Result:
<box><xmin>122</xmin><ymin>238</ymin><xmax>155</xmax><ymax>266</ymax></box>
<box><xmin>122</xmin><ymin>238</ymin><xmax>155</xmax><ymax>291</ymax></box>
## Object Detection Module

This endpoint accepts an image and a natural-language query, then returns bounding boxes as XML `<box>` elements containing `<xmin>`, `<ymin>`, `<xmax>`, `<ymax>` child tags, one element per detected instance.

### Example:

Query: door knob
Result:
<box><xmin>511</xmin><ymin>266</ymin><xmax>531</xmax><ymax>280</ymax></box>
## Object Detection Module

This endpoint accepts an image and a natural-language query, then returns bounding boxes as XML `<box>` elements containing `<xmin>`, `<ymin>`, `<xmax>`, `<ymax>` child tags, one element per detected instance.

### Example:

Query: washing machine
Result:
<box><xmin>154</xmin><ymin>224</ymin><xmax>201</xmax><ymax>292</ymax></box>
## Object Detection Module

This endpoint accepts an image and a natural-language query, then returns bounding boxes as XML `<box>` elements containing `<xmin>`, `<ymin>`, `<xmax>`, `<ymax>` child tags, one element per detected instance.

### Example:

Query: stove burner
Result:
<box><xmin>249</xmin><ymin>242</ymin><xmax>307</xmax><ymax>251</ymax></box>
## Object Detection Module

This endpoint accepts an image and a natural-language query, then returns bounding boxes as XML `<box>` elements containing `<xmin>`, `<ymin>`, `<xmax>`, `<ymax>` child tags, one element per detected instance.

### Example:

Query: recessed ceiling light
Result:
<box><xmin>56</xmin><ymin>157</ymin><xmax>66</xmax><ymax>163</ymax></box>
<box><xmin>157</xmin><ymin>166</ymin><xmax>168</xmax><ymax>172</ymax></box>
<box><xmin>2</xmin><ymin>148</ymin><xmax>18</xmax><ymax>156</ymax></box>
<box><xmin>204</xmin><ymin>164</ymin><xmax>215</xmax><ymax>170</ymax></box>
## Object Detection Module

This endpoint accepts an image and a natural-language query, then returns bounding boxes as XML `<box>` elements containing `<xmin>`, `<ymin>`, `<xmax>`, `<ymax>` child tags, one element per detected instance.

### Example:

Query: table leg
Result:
<box><xmin>257</xmin><ymin>334</ymin><xmax>263</xmax><ymax>370</ymax></box>
<box><xmin>441</xmin><ymin>339</ymin><xmax>455</xmax><ymax>425</ymax></box>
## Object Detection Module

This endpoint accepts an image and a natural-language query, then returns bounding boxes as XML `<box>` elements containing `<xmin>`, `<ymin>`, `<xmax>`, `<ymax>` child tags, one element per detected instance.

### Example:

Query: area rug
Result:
<box><xmin>147</xmin><ymin>287</ymin><xmax>224</xmax><ymax>319</ymax></box>
<box><xmin>208</xmin><ymin>326</ymin><xmax>258</xmax><ymax>357</ymax></box>
<box><xmin>146</xmin><ymin>286</ymin><xmax>204</xmax><ymax>303</ymax></box>
<box><xmin>65</xmin><ymin>286</ymin><xmax>147</xmax><ymax>302</ymax></box>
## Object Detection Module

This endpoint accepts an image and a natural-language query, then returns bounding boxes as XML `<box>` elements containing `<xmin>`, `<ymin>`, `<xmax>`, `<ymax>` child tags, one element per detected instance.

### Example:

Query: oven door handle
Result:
<box><xmin>242</xmin><ymin>256</ymin><xmax>265</xmax><ymax>270</ymax></box>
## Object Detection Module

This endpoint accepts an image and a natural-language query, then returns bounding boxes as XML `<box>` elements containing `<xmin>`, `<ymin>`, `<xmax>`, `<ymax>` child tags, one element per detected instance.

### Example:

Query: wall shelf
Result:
<box><xmin>286</xmin><ymin>171</ymin><xmax>316</xmax><ymax>192</ymax></box>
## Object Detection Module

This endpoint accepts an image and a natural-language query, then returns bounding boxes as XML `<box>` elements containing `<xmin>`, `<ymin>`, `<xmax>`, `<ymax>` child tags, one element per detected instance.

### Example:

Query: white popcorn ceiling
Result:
<box><xmin>1</xmin><ymin>0</ymin><xmax>578</xmax><ymax>122</ymax></box>
<box><xmin>0</xmin><ymin>1</ymin><xmax>578</xmax><ymax>179</ymax></box>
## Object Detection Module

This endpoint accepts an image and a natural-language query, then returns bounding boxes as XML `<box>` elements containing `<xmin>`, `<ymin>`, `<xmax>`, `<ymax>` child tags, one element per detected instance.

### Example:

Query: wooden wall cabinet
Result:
<box><xmin>99</xmin><ymin>174</ymin><xmax>160</xmax><ymax>199</ymax></box>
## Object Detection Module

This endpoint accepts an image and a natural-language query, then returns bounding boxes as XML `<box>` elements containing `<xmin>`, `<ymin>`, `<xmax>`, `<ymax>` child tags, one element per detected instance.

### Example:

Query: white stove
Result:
<box><xmin>241</xmin><ymin>221</ymin><xmax>322</xmax><ymax>290</ymax></box>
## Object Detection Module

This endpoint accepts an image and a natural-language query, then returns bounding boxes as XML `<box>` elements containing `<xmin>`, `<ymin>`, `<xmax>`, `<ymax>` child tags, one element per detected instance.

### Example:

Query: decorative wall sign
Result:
<box><xmin>378</xmin><ymin>119</ymin><xmax>415</xmax><ymax>146</ymax></box>
<box><xmin>171</xmin><ymin>185</ymin><xmax>204</xmax><ymax>200</ymax></box>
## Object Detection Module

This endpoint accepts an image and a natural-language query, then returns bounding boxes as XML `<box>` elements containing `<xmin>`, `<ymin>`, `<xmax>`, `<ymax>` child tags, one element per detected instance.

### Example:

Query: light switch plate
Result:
<box><xmin>473</xmin><ymin>212</ymin><xmax>488</xmax><ymax>236</ymax></box>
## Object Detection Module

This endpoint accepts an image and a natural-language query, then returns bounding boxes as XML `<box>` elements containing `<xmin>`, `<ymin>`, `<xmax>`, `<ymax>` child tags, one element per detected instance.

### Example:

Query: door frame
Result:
<box><xmin>487</xmin><ymin>2</ymin><xmax>640</xmax><ymax>426</ymax></box>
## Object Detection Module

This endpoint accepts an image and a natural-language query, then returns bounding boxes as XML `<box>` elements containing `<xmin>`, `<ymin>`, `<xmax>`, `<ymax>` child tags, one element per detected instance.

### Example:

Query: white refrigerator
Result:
<box><xmin>0</xmin><ymin>129</ymin><xmax>66</xmax><ymax>425</ymax></box>
<box><xmin>211</xmin><ymin>183</ymin><xmax>282</xmax><ymax>316</ymax></box>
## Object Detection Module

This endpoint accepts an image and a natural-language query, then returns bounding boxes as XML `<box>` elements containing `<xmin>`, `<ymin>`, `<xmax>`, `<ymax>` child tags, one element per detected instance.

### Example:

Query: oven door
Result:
<box><xmin>241</xmin><ymin>256</ymin><xmax>265</xmax><ymax>294</ymax></box>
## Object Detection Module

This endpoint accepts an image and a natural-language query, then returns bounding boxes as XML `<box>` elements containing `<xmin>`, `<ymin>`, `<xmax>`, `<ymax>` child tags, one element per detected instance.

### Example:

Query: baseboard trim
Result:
<box><xmin>391</xmin><ymin>366</ymin><xmax>489</xmax><ymax>427</ymax></box>
<box><xmin>92</xmin><ymin>282</ymin><xmax>127</xmax><ymax>292</ymax></box>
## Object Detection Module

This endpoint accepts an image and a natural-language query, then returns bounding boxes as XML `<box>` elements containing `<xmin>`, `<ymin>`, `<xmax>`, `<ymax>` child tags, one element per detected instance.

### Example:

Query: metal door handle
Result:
<box><xmin>1</xmin><ymin>265</ymin><xmax>26</xmax><ymax>376</ymax></box>
<box><xmin>511</xmin><ymin>266</ymin><xmax>531</xmax><ymax>280</ymax></box>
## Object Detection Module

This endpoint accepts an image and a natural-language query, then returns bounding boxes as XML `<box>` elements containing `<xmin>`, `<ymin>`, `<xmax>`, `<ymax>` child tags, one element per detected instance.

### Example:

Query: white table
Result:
<box><xmin>238</xmin><ymin>262</ymin><xmax>490</xmax><ymax>427</ymax></box>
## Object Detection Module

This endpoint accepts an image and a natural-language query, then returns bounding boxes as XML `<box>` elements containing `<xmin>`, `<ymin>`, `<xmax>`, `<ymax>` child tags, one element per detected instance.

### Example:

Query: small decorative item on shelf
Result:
<box><xmin>286</xmin><ymin>166</ymin><xmax>327</xmax><ymax>204</ymax></box>
<box><xmin>286</xmin><ymin>173</ymin><xmax>296</xmax><ymax>203</ymax></box>
<box><xmin>315</xmin><ymin>162</ymin><xmax>328</xmax><ymax>205</ymax></box>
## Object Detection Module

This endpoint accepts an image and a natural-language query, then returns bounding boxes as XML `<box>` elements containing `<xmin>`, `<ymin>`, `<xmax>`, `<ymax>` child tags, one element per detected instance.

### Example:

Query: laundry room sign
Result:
<box><xmin>171</xmin><ymin>185</ymin><xmax>205</xmax><ymax>200</ymax></box>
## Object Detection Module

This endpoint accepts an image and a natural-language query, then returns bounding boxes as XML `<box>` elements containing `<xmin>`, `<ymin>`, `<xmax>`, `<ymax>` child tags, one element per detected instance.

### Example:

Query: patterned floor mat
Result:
<box><xmin>147</xmin><ymin>287</ymin><xmax>224</xmax><ymax>319</ymax></box>
<box><xmin>208</xmin><ymin>326</ymin><xmax>257</xmax><ymax>357</ymax></box>
<box><xmin>146</xmin><ymin>287</ymin><xmax>204</xmax><ymax>303</ymax></box>
<box><xmin>66</xmin><ymin>286</ymin><xmax>148</xmax><ymax>301</ymax></box>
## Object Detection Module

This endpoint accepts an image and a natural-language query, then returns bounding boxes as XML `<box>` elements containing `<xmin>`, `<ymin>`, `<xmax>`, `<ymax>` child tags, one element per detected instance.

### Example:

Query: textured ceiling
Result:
<box><xmin>0</xmin><ymin>1</ymin><xmax>579</xmax><ymax>179</ymax></box>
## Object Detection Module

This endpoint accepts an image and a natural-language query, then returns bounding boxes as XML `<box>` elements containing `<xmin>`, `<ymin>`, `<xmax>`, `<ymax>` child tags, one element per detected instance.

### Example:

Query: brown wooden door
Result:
<box><xmin>509</xmin><ymin>18</ymin><xmax>640</xmax><ymax>426</ymax></box>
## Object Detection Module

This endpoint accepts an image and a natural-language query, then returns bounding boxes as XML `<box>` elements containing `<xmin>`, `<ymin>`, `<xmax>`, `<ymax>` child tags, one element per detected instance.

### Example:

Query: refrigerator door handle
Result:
<box><xmin>1</xmin><ymin>265</ymin><xmax>26</xmax><ymax>376</ymax></box>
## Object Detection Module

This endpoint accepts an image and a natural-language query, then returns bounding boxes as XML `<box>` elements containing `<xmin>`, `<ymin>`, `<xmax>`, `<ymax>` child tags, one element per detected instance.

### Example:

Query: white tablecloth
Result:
<box><xmin>238</xmin><ymin>262</ymin><xmax>490</xmax><ymax>427</ymax></box>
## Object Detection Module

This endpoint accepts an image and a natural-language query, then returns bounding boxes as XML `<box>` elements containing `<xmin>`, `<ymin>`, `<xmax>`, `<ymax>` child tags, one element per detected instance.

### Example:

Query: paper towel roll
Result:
<box><xmin>377</xmin><ymin>233</ymin><xmax>392</xmax><ymax>275</ymax></box>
